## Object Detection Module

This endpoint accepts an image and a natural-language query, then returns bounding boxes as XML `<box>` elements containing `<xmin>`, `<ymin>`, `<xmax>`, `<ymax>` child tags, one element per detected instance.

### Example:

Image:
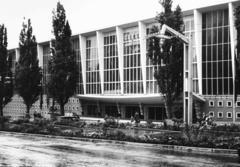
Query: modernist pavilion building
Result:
<box><xmin>3</xmin><ymin>0</ymin><xmax>240</xmax><ymax>123</ymax></box>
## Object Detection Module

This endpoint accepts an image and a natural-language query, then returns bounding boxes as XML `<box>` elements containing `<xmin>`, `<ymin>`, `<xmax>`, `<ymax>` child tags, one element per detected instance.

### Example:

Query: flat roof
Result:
<box><xmin>11</xmin><ymin>0</ymin><xmax>240</xmax><ymax>48</ymax></box>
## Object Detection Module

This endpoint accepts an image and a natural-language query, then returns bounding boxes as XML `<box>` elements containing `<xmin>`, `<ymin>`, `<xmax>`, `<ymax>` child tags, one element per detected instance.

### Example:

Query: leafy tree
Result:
<box><xmin>235</xmin><ymin>2</ymin><xmax>240</xmax><ymax>54</ymax></box>
<box><xmin>147</xmin><ymin>0</ymin><xmax>184</xmax><ymax>118</ymax></box>
<box><xmin>15</xmin><ymin>19</ymin><xmax>42</xmax><ymax>118</ymax></box>
<box><xmin>235</xmin><ymin>2</ymin><xmax>240</xmax><ymax>100</ymax></box>
<box><xmin>0</xmin><ymin>24</ymin><xmax>14</xmax><ymax>117</ymax></box>
<box><xmin>47</xmin><ymin>2</ymin><xmax>78</xmax><ymax>116</ymax></box>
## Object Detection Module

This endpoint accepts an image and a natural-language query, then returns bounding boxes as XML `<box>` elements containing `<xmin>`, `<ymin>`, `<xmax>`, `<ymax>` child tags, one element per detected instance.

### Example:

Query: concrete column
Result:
<box><xmin>194</xmin><ymin>9</ymin><xmax>202</xmax><ymax>95</ymax></box>
<box><xmin>229</xmin><ymin>2</ymin><xmax>237</xmax><ymax>122</ymax></box>
<box><xmin>116</xmin><ymin>26</ymin><xmax>124</xmax><ymax>95</ymax></box>
<box><xmin>97</xmin><ymin>31</ymin><xmax>104</xmax><ymax>95</ymax></box>
<box><xmin>138</xmin><ymin>21</ymin><xmax>147</xmax><ymax>95</ymax></box>
<box><xmin>80</xmin><ymin>35</ymin><xmax>87</xmax><ymax>95</ymax></box>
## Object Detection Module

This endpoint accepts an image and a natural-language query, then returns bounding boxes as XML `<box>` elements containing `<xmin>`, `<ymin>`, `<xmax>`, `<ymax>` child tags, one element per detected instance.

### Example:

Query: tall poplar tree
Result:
<box><xmin>0</xmin><ymin>24</ymin><xmax>13</xmax><ymax>117</ymax></box>
<box><xmin>15</xmin><ymin>19</ymin><xmax>42</xmax><ymax>118</ymax></box>
<box><xmin>47</xmin><ymin>2</ymin><xmax>78</xmax><ymax>116</ymax></box>
<box><xmin>147</xmin><ymin>0</ymin><xmax>184</xmax><ymax>118</ymax></box>
<box><xmin>235</xmin><ymin>2</ymin><xmax>240</xmax><ymax>101</ymax></box>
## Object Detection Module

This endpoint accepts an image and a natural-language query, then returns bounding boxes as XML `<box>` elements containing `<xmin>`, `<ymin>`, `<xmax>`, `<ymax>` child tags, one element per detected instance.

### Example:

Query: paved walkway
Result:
<box><xmin>0</xmin><ymin>132</ymin><xmax>240</xmax><ymax>167</ymax></box>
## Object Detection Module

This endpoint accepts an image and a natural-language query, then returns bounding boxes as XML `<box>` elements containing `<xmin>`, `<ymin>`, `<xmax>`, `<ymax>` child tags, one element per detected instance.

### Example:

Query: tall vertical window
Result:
<box><xmin>202</xmin><ymin>10</ymin><xmax>232</xmax><ymax>95</ymax></box>
<box><xmin>146</xmin><ymin>24</ymin><xmax>160</xmax><ymax>94</ymax></box>
<box><xmin>123</xmin><ymin>27</ymin><xmax>143</xmax><ymax>94</ymax></box>
<box><xmin>103</xmin><ymin>32</ymin><xmax>120</xmax><ymax>94</ymax></box>
<box><xmin>184</xmin><ymin>18</ymin><xmax>198</xmax><ymax>93</ymax></box>
<box><xmin>86</xmin><ymin>36</ymin><xmax>101</xmax><ymax>94</ymax></box>
<box><xmin>8</xmin><ymin>51</ymin><xmax>16</xmax><ymax>74</ymax></box>
<box><xmin>72</xmin><ymin>38</ymin><xmax>83</xmax><ymax>94</ymax></box>
<box><xmin>43</xmin><ymin>45</ymin><xmax>50</xmax><ymax>94</ymax></box>
<box><xmin>148</xmin><ymin>107</ymin><xmax>166</xmax><ymax>120</ymax></box>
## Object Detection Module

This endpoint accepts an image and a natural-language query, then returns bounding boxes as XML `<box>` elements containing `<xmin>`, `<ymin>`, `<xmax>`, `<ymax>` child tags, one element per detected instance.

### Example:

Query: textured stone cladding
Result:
<box><xmin>3</xmin><ymin>95</ymin><xmax>82</xmax><ymax>119</ymax></box>
<box><xmin>201</xmin><ymin>98</ymin><xmax>240</xmax><ymax>122</ymax></box>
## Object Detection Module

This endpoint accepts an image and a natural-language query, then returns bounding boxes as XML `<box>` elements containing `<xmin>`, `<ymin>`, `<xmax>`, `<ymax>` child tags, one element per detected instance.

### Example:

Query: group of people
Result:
<box><xmin>33</xmin><ymin>111</ymin><xmax>42</xmax><ymax>119</ymax></box>
<box><xmin>200</xmin><ymin>112</ymin><xmax>214</xmax><ymax>127</ymax></box>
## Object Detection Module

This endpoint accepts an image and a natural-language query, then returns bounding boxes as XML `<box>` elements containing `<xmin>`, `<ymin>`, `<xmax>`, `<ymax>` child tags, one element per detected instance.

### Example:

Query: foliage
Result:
<box><xmin>0</xmin><ymin>116</ymin><xmax>10</xmax><ymax>123</ymax></box>
<box><xmin>15</xmin><ymin>19</ymin><xmax>42</xmax><ymax>118</ymax></box>
<box><xmin>46</xmin><ymin>124</ymin><xmax>61</xmax><ymax>135</ymax></box>
<box><xmin>11</xmin><ymin>117</ymin><xmax>30</xmax><ymax>124</ymax></box>
<box><xmin>47</xmin><ymin>2</ymin><xmax>78</xmax><ymax>116</ymax></box>
<box><xmin>235</xmin><ymin>2</ymin><xmax>240</xmax><ymax>97</ymax></box>
<box><xmin>33</xmin><ymin>118</ymin><xmax>50</xmax><ymax>127</ymax></box>
<box><xmin>0</xmin><ymin>24</ymin><xmax>14</xmax><ymax>117</ymax></box>
<box><xmin>147</xmin><ymin>0</ymin><xmax>184</xmax><ymax>118</ymax></box>
<box><xmin>103</xmin><ymin>116</ymin><xmax>117</xmax><ymax>128</ymax></box>
<box><xmin>235</xmin><ymin>2</ymin><xmax>240</xmax><ymax>54</ymax></box>
<box><xmin>24</xmin><ymin>124</ymin><xmax>41</xmax><ymax>134</ymax></box>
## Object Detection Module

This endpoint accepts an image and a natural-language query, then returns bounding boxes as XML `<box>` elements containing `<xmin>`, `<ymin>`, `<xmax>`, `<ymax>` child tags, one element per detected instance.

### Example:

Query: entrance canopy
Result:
<box><xmin>76</xmin><ymin>94</ymin><xmax>165</xmax><ymax>105</ymax></box>
<box><xmin>192</xmin><ymin>93</ymin><xmax>206</xmax><ymax>102</ymax></box>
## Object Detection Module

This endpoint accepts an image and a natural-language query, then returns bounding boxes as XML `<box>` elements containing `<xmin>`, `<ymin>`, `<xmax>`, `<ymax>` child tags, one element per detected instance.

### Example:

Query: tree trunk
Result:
<box><xmin>60</xmin><ymin>103</ymin><xmax>65</xmax><ymax>116</ymax></box>
<box><xmin>0</xmin><ymin>106</ymin><xmax>4</xmax><ymax>128</ymax></box>
<box><xmin>26</xmin><ymin>105</ymin><xmax>30</xmax><ymax>118</ymax></box>
<box><xmin>165</xmin><ymin>103</ymin><xmax>174</xmax><ymax>119</ymax></box>
<box><xmin>0</xmin><ymin>105</ymin><xmax>3</xmax><ymax>117</ymax></box>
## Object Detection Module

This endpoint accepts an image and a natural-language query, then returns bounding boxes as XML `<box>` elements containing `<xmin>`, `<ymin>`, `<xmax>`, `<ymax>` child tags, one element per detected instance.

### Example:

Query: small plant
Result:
<box><xmin>115</xmin><ymin>130</ymin><xmax>126</xmax><ymax>140</ymax></box>
<box><xmin>163</xmin><ymin>120</ymin><xmax>168</xmax><ymax>129</ymax></box>
<box><xmin>24</xmin><ymin>124</ymin><xmax>41</xmax><ymax>134</ymax></box>
<box><xmin>103</xmin><ymin>116</ymin><xmax>117</xmax><ymax>128</ymax></box>
<box><xmin>118</xmin><ymin>123</ymin><xmax>126</xmax><ymax>129</ymax></box>
<box><xmin>11</xmin><ymin>118</ymin><xmax>29</xmax><ymax>124</ymax></box>
<box><xmin>33</xmin><ymin>118</ymin><xmax>49</xmax><ymax>127</ymax></box>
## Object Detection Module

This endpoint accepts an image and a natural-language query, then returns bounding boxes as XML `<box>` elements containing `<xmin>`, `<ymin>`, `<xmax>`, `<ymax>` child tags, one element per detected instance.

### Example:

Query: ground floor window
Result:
<box><xmin>125</xmin><ymin>106</ymin><xmax>139</xmax><ymax>119</ymax></box>
<box><xmin>148</xmin><ymin>107</ymin><xmax>166</xmax><ymax>121</ymax></box>
<box><xmin>87</xmin><ymin>105</ymin><xmax>100</xmax><ymax>116</ymax></box>
<box><xmin>105</xmin><ymin>106</ymin><xmax>118</xmax><ymax>117</ymax></box>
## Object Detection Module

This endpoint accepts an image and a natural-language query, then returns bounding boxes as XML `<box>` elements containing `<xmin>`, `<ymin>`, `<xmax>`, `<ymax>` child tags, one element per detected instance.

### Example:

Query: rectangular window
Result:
<box><xmin>209</xmin><ymin>100</ymin><xmax>214</xmax><ymax>107</ymax></box>
<box><xmin>202</xmin><ymin>9</ymin><xmax>232</xmax><ymax>95</ymax></box>
<box><xmin>124</xmin><ymin>28</ymin><xmax>143</xmax><ymax>94</ymax></box>
<box><xmin>236</xmin><ymin>112</ymin><xmax>240</xmax><ymax>119</ymax></box>
<box><xmin>86</xmin><ymin>36</ymin><xmax>101</xmax><ymax>94</ymax></box>
<box><xmin>227</xmin><ymin>112</ymin><xmax>232</xmax><ymax>118</ymax></box>
<box><xmin>236</xmin><ymin>101</ymin><xmax>240</xmax><ymax>107</ymax></box>
<box><xmin>218</xmin><ymin>101</ymin><xmax>223</xmax><ymax>107</ymax></box>
<box><xmin>209</xmin><ymin>111</ymin><xmax>214</xmax><ymax>117</ymax></box>
<box><xmin>227</xmin><ymin>101</ymin><xmax>232</xmax><ymax>107</ymax></box>
<box><xmin>218</xmin><ymin>112</ymin><xmax>223</xmax><ymax>118</ymax></box>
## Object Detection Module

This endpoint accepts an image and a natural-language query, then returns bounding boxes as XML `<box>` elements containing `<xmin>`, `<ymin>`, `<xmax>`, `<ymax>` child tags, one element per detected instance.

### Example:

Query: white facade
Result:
<box><xmin>4</xmin><ymin>0</ymin><xmax>240</xmax><ymax>123</ymax></box>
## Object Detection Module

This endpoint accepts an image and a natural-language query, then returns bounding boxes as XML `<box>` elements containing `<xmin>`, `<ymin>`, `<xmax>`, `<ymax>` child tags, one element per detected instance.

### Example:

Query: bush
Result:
<box><xmin>33</xmin><ymin>118</ymin><xmax>50</xmax><ymax>127</ymax></box>
<box><xmin>46</xmin><ymin>124</ymin><xmax>61</xmax><ymax>135</ymax></box>
<box><xmin>9</xmin><ymin>124</ymin><xmax>26</xmax><ymax>132</ymax></box>
<box><xmin>11</xmin><ymin>118</ymin><xmax>29</xmax><ymax>124</ymax></box>
<box><xmin>103</xmin><ymin>116</ymin><xmax>117</xmax><ymax>128</ymax></box>
<box><xmin>115</xmin><ymin>130</ymin><xmax>126</xmax><ymax>140</ymax></box>
<box><xmin>0</xmin><ymin>116</ymin><xmax>10</xmax><ymax>123</ymax></box>
<box><xmin>24</xmin><ymin>124</ymin><xmax>41</xmax><ymax>134</ymax></box>
<box><xmin>118</xmin><ymin>123</ymin><xmax>126</xmax><ymax>129</ymax></box>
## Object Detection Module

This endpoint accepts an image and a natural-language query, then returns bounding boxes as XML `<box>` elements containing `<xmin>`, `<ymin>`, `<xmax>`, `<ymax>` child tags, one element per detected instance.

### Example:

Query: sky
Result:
<box><xmin>0</xmin><ymin>0</ymin><xmax>236</xmax><ymax>49</ymax></box>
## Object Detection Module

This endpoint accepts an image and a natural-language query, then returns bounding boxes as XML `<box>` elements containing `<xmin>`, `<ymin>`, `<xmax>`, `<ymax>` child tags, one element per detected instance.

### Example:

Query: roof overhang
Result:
<box><xmin>75</xmin><ymin>94</ymin><xmax>165</xmax><ymax>105</ymax></box>
<box><xmin>193</xmin><ymin>93</ymin><xmax>206</xmax><ymax>102</ymax></box>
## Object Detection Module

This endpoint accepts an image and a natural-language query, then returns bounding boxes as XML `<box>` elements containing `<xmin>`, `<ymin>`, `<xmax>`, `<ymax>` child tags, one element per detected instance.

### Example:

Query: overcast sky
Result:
<box><xmin>0</xmin><ymin>0</ymin><xmax>235</xmax><ymax>49</ymax></box>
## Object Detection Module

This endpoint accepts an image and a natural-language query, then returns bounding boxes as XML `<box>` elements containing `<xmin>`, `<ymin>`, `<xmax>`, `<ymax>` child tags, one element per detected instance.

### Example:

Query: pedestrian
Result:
<box><xmin>134</xmin><ymin>111</ymin><xmax>140</xmax><ymax>125</ymax></box>
<box><xmin>33</xmin><ymin>111</ymin><xmax>37</xmax><ymax>119</ymax></box>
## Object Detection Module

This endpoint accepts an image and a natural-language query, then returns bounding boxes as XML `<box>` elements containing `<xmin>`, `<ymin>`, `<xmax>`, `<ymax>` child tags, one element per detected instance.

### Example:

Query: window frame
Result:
<box><xmin>218</xmin><ymin>101</ymin><xmax>223</xmax><ymax>107</ymax></box>
<box><xmin>227</xmin><ymin>112</ymin><xmax>232</xmax><ymax>119</ymax></box>
<box><xmin>226</xmin><ymin>101</ymin><xmax>232</xmax><ymax>107</ymax></box>
<box><xmin>217</xmin><ymin>111</ymin><xmax>223</xmax><ymax>118</ymax></box>
<box><xmin>209</xmin><ymin>100</ymin><xmax>214</xmax><ymax>107</ymax></box>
